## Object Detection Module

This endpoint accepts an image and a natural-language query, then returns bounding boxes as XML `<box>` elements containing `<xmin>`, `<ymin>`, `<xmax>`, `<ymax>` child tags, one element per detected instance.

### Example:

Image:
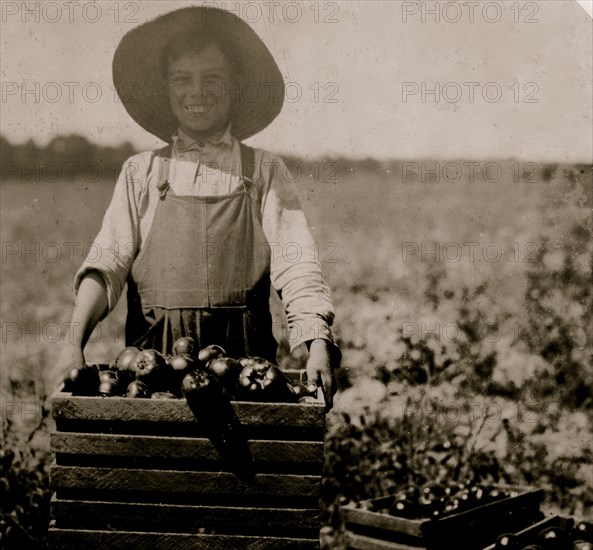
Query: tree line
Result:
<box><xmin>1</xmin><ymin>134</ymin><xmax>137</xmax><ymax>184</ymax></box>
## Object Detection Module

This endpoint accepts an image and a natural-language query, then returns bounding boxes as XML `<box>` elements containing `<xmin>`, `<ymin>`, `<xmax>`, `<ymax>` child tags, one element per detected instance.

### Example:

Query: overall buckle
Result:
<box><xmin>157</xmin><ymin>180</ymin><xmax>170</xmax><ymax>199</ymax></box>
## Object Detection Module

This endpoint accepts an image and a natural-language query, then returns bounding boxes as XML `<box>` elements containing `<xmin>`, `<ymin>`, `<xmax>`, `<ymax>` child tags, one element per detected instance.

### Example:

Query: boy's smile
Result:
<box><xmin>167</xmin><ymin>43</ymin><xmax>236</xmax><ymax>140</ymax></box>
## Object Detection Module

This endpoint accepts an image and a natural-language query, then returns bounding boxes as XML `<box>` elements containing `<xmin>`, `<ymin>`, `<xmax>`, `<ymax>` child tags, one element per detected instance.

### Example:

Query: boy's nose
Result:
<box><xmin>187</xmin><ymin>80</ymin><xmax>218</xmax><ymax>102</ymax></box>
<box><xmin>186</xmin><ymin>80</ymin><xmax>204</xmax><ymax>99</ymax></box>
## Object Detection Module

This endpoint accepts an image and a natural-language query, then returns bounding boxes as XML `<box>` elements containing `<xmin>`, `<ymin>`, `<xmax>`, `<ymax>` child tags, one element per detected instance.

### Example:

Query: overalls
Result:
<box><xmin>124</xmin><ymin>144</ymin><xmax>278</xmax><ymax>362</ymax></box>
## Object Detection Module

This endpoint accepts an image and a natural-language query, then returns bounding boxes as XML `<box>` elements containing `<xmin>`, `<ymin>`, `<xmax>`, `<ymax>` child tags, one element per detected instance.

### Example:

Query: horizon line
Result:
<box><xmin>1</xmin><ymin>133</ymin><xmax>591</xmax><ymax>166</ymax></box>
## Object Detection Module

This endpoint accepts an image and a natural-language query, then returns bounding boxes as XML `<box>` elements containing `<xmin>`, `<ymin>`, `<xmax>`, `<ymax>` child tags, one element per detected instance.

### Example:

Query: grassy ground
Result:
<box><xmin>1</xmin><ymin>159</ymin><xmax>591</xmax><ymax>546</ymax></box>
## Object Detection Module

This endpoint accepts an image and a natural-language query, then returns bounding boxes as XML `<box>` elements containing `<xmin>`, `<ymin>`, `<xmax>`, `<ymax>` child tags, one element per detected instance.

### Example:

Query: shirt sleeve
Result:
<box><xmin>73</xmin><ymin>152</ymin><xmax>149</xmax><ymax>311</ymax></box>
<box><xmin>258</xmin><ymin>151</ymin><xmax>337</xmax><ymax>352</ymax></box>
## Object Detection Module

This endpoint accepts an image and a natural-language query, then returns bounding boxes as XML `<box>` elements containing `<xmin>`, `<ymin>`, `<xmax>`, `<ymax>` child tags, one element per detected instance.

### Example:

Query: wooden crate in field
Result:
<box><xmin>340</xmin><ymin>486</ymin><xmax>544</xmax><ymax>550</ymax></box>
<box><xmin>48</xmin><ymin>369</ymin><xmax>324</xmax><ymax>550</ymax></box>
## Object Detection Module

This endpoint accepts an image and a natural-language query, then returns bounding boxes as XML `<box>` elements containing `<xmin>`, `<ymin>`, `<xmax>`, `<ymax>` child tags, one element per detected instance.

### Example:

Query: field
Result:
<box><xmin>1</xmin><ymin>157</ymin><xmax>592</xmax><ymax>547</ymax></box>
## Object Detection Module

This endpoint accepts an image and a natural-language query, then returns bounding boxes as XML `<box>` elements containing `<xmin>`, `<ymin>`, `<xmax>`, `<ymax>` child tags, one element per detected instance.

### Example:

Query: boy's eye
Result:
<box><xmin>169</xmin><ymin>76</ymin><xmax>190</xmax><ymax>87</ymax></box>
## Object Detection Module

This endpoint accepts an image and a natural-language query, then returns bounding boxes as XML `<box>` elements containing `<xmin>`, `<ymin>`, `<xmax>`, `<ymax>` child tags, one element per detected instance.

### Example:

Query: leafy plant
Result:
<box><xmin>0</xmin><ymin>402</ymin><xmax>52</xmax><ymax>550</ymax></box>
<box><xmin>323</xmin><ymin>385</ymin><xmax>511</xmax><ymax>529</ymax></box>
<box><xmin>522</xmin><ymin>217</ymin><xmax>593</xmax><ymax>410</ymax></box>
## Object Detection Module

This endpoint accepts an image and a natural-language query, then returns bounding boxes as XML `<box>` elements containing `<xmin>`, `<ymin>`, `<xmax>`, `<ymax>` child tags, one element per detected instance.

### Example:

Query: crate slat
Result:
<box><xmin>51</xmin><ymin>497</ymin><xmax>319</xmax><ymax>535</ymax></box>
<box><xmin>47</xmin><ymin>527</ymin><xmax>319</xmax><ymax>549</ymax></box>
<box><xmin>346</xmin><ymin>531</ymin><xmax>425</xmax><ymax>550</ymax></box>
<box><xmin>51</xmin><ymin>432</ymin><xmax>323</xmax><ymax>464</ymax></box>
<box><xmin>52</xmin><ymin>394</ymin><xmax>324</xmax><ymax>428</ymax></box>
<box><xmin>51</xmin><ymin>464</ymin><xmax>320</xmax><ymax>498</ymax></box>
<box><xmin>342</xmin><ymin>506</ymin><xmax>424</xmax><ymax>538</ymax></box>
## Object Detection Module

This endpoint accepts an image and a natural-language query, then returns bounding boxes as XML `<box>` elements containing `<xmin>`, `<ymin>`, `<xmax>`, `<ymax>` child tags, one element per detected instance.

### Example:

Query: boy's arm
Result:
<box><xmin>72</xmin><ymin>154</ymin><xmax>146</xmax><ymax>310</ymax></box>
<box><xmin>53</xmin><ymin>154</ymin><xmax>146</xmax><ymax>390</ymax></box>
<box><xmin>257</xmin><ymin>151</ymin><xmax>340</xmax><ymax>408</ymax></box>
<box><xmin>53</xmin><ymin>272</ymin><xmax>108</xmax><ymax>388</ymax></box>
<box><xmin>69</xmin><ymin>271</ymin><xmax>109</xmax><ymax>348</ymax></box>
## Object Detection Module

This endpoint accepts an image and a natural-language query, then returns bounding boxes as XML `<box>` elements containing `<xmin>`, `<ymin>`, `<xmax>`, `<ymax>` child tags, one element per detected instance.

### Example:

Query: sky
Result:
<box><xmin>1</xmin><ymin>0</ymin><xmax>591</xmax><ymax>162</ymax></box>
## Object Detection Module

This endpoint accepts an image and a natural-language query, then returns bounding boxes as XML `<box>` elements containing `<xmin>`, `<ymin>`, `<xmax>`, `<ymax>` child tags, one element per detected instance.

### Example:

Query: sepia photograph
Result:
<box><xmin>1</xmin><ymin>1</ymin><xmax>592</xmax><ymax>548</ymax></box>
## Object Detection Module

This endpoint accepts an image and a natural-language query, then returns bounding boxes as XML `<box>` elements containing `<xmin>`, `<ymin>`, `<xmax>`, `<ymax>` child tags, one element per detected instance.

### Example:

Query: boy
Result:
<box><xmin>56</xmin><ymin>6</ymin><xmax>340</xmax><ymax>406</ymax></box>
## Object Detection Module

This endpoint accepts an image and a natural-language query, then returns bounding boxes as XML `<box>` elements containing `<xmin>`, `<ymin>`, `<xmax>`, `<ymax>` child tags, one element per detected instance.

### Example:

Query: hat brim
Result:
<box><xmin>112</xmin><ymin>6</ymin><xmax>285</xmax><ymax>142</ymax></box>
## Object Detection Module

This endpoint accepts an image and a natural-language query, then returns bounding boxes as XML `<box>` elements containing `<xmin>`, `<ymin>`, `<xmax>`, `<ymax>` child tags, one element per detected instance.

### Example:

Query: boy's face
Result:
<box><xmin>167</xmin><ymin>43</ymin><xmax>235</xmax><ymax>139</ymax></box>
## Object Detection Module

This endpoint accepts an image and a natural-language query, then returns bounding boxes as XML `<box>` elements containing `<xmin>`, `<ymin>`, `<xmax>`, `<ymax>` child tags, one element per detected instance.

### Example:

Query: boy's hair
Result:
<box><xmin>160</xmin><ymin>30</ymin><xmax>241</xmax><ymax>79</ymax></box>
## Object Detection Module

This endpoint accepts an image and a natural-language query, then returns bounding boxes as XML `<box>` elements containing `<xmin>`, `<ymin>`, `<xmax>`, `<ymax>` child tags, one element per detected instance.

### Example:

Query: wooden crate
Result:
<box><xmin>340</xmin><ymin>486</ymin><xmax>545</xmax><ymax>550</ymax></box>
<box><xmin>481</xmin><ymin>515</ymin><xmax>574</xmax><ymax>549</ymax></box>
<box><xmin>48</xmin><ymin>369</ymin><xmax>324</xmax><ymax>549</ymax></box>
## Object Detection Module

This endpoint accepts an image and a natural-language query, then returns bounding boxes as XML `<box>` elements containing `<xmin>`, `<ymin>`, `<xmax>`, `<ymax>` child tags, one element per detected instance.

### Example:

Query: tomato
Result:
<box><xmin>173</xmin><ymin>336</ymin><xmax>195</xmax><ymax>357</ymax></box>
<box><xmin>63</xmin><ymin>364</ymin><xmax>100</xmax><ymax>396</ymax></box>
<box><xmin>133</xmin><ymin>349</ymin><xmax>171</xmax><ymax>392</ymax></box>
<box><xmin>573</xmin><ymin>522</ymin><xmax>593</xmax><ymax>542</ymax></box>
<box><xmin>206</xmin><ymin>357</ymin><xmax>241</xmax><ymax>398</ymax></box>
<box><xmin>182</xmin><ymin>368</ymin><xmax>217</xmax><ymax>398</ymax></box>
<box><xmin>237</xmin><ymin>358</ymin><xmax>296</xmax><ymax>402</ymax></box>
<box><xmin>494</xmin><ymin>534</ymin><xmax>519</xmax><ymax>549</ymax></box>
<box><xmin>167</xmin><ymin>354</ymin><xmax>198</xmax><ymax>396</ymax></box>
<box><xmin>115</xmin><ymin>346</ymin><xmax>142</xmax><ymax>370</ymax></box>
<box><xmin>126</xmin><ymin>380</ymin><xmax>150</xmax><ymax>398</ymax></box>
<box><xmin>388</xmin><ymin>499</ymin><xmax>417</xmax><ymax>519</ymax></box>
<box><xmin>99</xmin><ymin>370</ymin><xmax>118</xmax><ymax>383</ymax></box>
<box><xmin>151</xmin><ymin>392</ymin><xmax>178</xmax><ymax>400</ymax></box>
<box><xmin>237</xmin><ymin>366</ymin><xmax>264</xmax><ymax>400</ymax></box>
<box><xmin>98</xmin><ymin>378</ymin><xmax>121</xmax><ymax>397</ymax></box>
<box><xmin>291</xmin><ymin>382</ymin><xmax>318</xmax><ymax>399</ymax></box>
<box><xmin>114</xmin><ymin>346</ymin><xmax>142</xmax><ymax>386</ymax></box>
<box><xmin>298</xmin><ymin>396</ymin><xmax>317</xmax><ymax>404</ymax></box>
<box><xmin>538</xmin><ymin>527</ymin><xmax>568</xmax><ymax>547</ymax></box>
<box><xmin>197</xmin><ymin>344</ymin><xmax>226</xmax><ymax>364</ymax></box>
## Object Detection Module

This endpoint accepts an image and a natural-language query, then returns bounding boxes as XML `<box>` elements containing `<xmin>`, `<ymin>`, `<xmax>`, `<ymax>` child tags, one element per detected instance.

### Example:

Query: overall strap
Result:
<box><xmin>156</xmin><ymin>144</ymin><xmax>173</xmax><ymax>199</ymax></box>
<box><xmin>240</xmin><ymin>143</ymin><xmax>256</xmax><ymax>187</ymax></box>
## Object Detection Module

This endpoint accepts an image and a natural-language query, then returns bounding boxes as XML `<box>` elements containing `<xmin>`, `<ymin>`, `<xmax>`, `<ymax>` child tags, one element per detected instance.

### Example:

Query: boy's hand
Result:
<box><xmin>306</xmin><ymin>339</ymin><xmax>338</xmax><ymax>411</ymax></box>
<box><xmin>52</xmin><ymin>343</ymin><xmax>85</xmax><ymax>392</ymax></box>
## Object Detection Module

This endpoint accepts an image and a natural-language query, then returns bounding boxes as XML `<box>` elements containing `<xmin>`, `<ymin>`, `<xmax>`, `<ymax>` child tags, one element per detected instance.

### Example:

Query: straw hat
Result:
<box><xmin>112</xmin><ymin>6</ymin><xmax>285</xmax><ymax>142</ymax></box>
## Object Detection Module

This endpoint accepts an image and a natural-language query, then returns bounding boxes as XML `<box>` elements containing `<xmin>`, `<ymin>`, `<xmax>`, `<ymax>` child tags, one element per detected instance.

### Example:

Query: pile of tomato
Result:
<box><xmin>347</xmin><ymin>480</ymin><xmax>593</xmax><ymax>549</ymax></box>
<box><xmin>61</xmin><ymin>337</ymin><xmax>318</xmax><ymax>403</ymax></box>
<box><xmin>351</xmin><ymin>481</ymin><xmax>521</xmax><ymax>520</ymax></box>
<box><xmin>493</xmin><ymin>522</ymin><xmax>593</xmax><ymax>550</ymax></box>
